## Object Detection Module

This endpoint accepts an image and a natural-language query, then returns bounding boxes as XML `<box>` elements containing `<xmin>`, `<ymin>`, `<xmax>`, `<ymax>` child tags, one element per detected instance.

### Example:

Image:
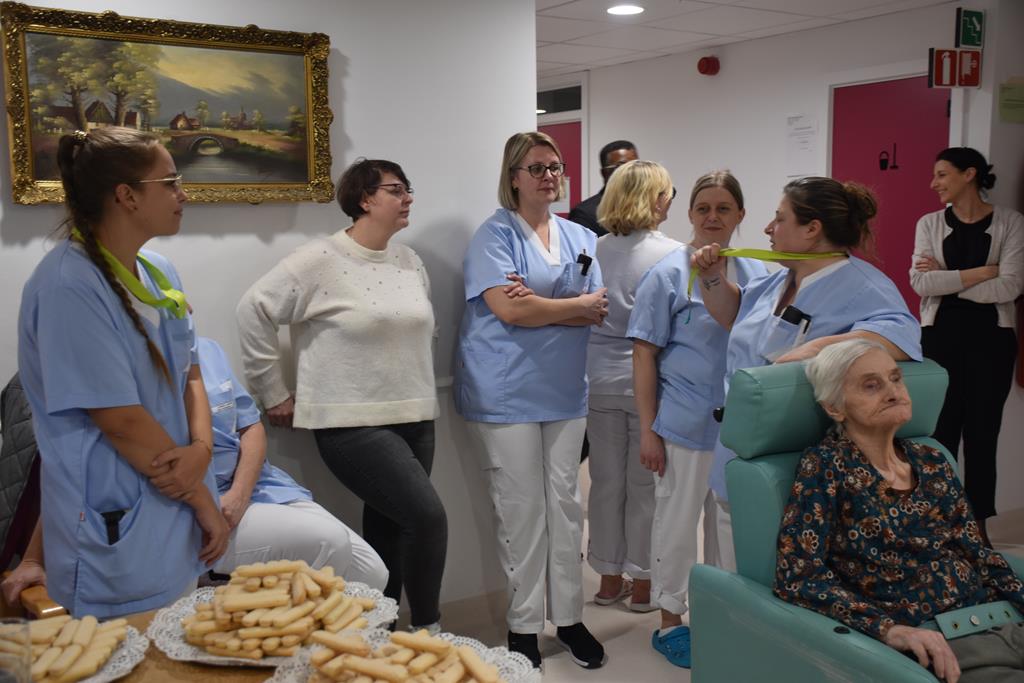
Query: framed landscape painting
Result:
<box><xmin>0</xmin><ymin>2</ymin><xmax>334</xmax><ymax>203</ymax></box>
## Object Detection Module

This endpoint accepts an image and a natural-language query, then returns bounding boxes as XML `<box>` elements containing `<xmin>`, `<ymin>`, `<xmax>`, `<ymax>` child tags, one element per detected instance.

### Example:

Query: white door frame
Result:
<box><xmin>538</xmin><ymin>71</ymin><xmax>589</xmax><ymax>196</ymax></box>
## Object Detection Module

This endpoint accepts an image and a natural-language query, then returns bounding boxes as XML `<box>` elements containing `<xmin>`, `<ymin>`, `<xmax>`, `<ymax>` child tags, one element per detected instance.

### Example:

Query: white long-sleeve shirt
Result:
<box><xmin>909</xmin><ymin>205</ymin><xmax>1024</xmax><ymax>328</ymax></box>
<box><xmin>236</xmin><ymin>228</ymin><xmax>439</xmax><ymax>428</ymax></box>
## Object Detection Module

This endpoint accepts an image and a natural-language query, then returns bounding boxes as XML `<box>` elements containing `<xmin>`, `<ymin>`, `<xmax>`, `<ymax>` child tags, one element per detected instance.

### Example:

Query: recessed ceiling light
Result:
<box><xmin>536</xmin><ymin>108</ymin><xmax>547</xmax><ymax>114</ymax></box>
<box><xmin>607</xmin><ymin>4</ymin><xmax>644</xmax><ymax>15</ymax></box>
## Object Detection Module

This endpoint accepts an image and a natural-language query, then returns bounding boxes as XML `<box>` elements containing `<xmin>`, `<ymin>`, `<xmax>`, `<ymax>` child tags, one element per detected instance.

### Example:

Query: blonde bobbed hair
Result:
<box><xmin>597</xmin><ymin>160</ymin><xmax>672</xmax><ymax>236</ymax></box>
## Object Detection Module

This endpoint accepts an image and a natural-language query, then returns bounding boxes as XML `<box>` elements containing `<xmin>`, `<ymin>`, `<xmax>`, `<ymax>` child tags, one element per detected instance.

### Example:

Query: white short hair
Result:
<box><xmin>803</xmin><ymin>338</ymin><xmax>888</xmax><ymax>410</ymax></box>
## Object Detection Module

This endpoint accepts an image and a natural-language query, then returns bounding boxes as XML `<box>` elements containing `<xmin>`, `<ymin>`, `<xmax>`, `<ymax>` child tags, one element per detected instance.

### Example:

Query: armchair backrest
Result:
<box><xmin>720</xmin><ymin>359</ymin><xmax>949</xmax><ymax>587</ymax></box>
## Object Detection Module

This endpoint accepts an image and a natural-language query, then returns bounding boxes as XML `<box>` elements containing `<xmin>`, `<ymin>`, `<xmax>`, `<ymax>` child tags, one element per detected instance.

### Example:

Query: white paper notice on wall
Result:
<box><xmin>552</xmin><ymin>176</ymin><xmax>571</xmax><ymax>214</ymax></box>
<box><xmin>785</xmin><ymin>114</ymin><xmax>818</xmax><ymax>178</ymax></box>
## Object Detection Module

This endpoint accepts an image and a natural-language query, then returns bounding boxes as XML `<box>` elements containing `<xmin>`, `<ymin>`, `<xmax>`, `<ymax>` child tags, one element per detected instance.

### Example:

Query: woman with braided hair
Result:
<box><xmin>17</xmin><ymin>126</ymin><xmax>229</xmax><ymax>617</ymax></box>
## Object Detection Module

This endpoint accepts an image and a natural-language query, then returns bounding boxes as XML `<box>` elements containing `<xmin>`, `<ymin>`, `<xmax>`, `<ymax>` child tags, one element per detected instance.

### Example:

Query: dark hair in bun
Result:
<box><xmin>782</xmin><ymin>176</ymin><xmax>877</xmax><ymax>251</ymax></box>
<box><xmin>936</xmin><ymin>147</ymin><xmax>996</xmax><ymax>191</ymax></box>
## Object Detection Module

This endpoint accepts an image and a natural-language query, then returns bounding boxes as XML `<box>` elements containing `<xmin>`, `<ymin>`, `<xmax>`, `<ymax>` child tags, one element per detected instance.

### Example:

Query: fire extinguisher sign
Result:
<box><xmin>929</xmin><ymin>48</ymin><xmax>958</xmax><ymax>88</ymax></box>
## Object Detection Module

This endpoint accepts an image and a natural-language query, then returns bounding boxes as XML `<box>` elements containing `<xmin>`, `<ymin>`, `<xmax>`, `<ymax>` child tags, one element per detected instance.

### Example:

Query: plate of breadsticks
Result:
<box><xmin>267</xmin><ymin>628</ymin><xmax>541</xmax><ymax>683</ymax></box>
<box><xmin>146</xmin><ymin>560</ymin><xmax>397</xmax><ymax>667</ymax></box>
<box><xmin>27</xmin><ymin>614</ymin><xmax>148</xmax><ymax>683</ymax></box>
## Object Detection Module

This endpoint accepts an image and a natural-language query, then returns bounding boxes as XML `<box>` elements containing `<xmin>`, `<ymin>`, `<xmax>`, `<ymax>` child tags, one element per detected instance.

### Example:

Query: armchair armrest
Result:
<box><xmin>1002</xmin><ymin>551</ymin><xmax>1024</xmax><ymax>578</ymax></box>
<box><xmin>20</xmin><ymin>584</ymin><xmax>65</xmax><ymax>619</ymax></box>
<box><xmin>690</xmin><ymin>565</ymin><xmax>938</xmax><ymax>683</ymax></box>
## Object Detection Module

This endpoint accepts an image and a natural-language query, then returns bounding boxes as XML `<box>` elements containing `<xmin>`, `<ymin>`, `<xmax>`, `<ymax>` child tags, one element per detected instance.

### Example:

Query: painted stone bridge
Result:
<box><xmin>167</xmin><ymin>131</ymin><xmax>240</xmax><ymax>155</ymax></box>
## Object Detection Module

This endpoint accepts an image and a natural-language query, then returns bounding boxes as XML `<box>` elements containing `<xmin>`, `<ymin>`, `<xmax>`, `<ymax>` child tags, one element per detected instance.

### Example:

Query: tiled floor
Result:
<box><xmin>439</xmin><ymin>460</ymin><xmax>1024</xmax><ymax>682</ymax></box>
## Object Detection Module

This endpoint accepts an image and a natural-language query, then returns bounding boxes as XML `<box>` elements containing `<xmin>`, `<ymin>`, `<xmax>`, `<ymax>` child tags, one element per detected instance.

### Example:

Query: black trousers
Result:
<box><xmin>314</xmin><ymin>421</ymin><xmax>447</xmax><ymax>626</ymax></box>
<box><xmin>922</xmin><ymin>308</ymin><xmax>1017</xmax><ymax>520</ymax></box>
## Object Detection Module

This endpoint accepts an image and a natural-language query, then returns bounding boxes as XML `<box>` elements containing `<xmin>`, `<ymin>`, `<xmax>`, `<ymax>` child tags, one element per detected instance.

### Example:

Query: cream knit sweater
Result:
<box><xmin>236</xmin><ymin>229</ymin><xmax>439</xmax><ymax>429</ymax></box>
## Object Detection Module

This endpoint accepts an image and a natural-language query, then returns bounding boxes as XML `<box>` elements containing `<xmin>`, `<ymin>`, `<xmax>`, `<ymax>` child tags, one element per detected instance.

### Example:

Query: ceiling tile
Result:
<box><xmin>538</xmin><ymin>42</ymin><xmax>644</xmax><ymax>64</ymax></box>
<box><xmin>737</xmin><ymin>16</ymin><xmax>838</xmax><ymax>38</ymax></box>
<box><xmin>537</xmin><ymin>15</ymin><xmax>613</xmax><ymax>42</ymax></box>
<box><xmin>658</xmin><ymin>34</ymin><xmax>747</xmax><ymax>53</ymax></box>
<box><xmin>658</xmin><ymin>5</ymin><xmax>810</xmax><ymax>35</ymax></box>
<box><xmin>541</xmin><ymin>0</ymin><xmax>719</xmax><ymax>24</ymax></box>
<box><xmin>834</xmin><ymin>0</ymin><xmax>951</xmax><ymax>21</ymax></box>
<box><xmin>537</xmin><ymin>0</ymin><xmax>577</xmax><ymax>9</ymax></box>
<box><xmin>730</xmin><ymin>0</ymin><xmax>891</xmax><ymax>17</ymax></box>
<box><xmin>570</xmin><ymin>25</ymin><xmax>717</xmax><ymax>50</ymax></box>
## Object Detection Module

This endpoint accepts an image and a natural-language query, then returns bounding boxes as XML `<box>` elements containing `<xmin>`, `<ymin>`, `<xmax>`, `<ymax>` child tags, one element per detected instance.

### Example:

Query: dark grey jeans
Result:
<box><xmin>313</xmin><ymin>420</ymin><xmax>447</xmax><ymax>627</ymax></box>
<box><xmin>948</xmin><ymin>623</ymin><xmax>1024</xmax><ymax>683</ymax></box>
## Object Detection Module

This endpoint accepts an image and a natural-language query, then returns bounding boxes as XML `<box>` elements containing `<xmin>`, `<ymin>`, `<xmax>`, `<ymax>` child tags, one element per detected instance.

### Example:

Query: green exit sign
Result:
<box><xmin>956</xmin><ymin>8</ymin><xmax>984</xmax><ymax>48</ymax></box>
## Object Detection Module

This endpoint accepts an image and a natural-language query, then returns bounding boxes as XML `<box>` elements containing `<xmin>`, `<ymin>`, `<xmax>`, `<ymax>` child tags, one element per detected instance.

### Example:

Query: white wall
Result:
<box><xmin>0</xmin><ymin>0</ymin><xmax>536</xmax><ymax>605</ymax></box>
<box><xmin>584</xmin><ymin>2</ymin><xmax>1024</xmax><ymax>513</ymax></box>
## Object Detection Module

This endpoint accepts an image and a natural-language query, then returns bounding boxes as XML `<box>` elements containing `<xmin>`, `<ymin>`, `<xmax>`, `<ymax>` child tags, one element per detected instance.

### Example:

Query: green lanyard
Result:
<box><xmin>686</xmin><ymin>247</ymin><xmax>847</xmax><ymax>298</ymax></box>
<box><xmin>71</xmin><ymin>228</ymin><xmax>189</xmax><ymax>319</ymax></box>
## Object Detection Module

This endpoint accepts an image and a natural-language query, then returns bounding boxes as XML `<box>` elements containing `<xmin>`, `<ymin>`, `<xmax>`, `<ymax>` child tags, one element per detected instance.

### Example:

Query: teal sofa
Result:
<box><xmin>690</xmin><ymin>359</ymin><xmax>1024</xmax><ymax>682</ymax></box>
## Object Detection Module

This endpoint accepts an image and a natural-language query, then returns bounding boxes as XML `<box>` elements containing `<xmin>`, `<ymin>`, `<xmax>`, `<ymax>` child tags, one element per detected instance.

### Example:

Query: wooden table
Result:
<box><xmin>122</xmin><ymin>611</ymin><xmax>274</xmax><ymax>682</ymax></box>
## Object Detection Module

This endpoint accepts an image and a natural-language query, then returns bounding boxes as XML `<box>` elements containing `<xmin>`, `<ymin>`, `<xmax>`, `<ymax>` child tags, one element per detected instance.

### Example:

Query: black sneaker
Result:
<box><xmin>507</xmin><ymin>631</ymin><xmax>542</xmax><ymax>669</ymax></box>
<box><xmin>556</xmin><ymin>622</ymin><xmax>606</xmax><ymax>669</ymax></box>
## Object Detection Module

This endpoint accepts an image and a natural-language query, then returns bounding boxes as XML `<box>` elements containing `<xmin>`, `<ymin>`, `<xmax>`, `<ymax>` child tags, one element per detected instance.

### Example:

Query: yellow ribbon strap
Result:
<box><xmin>70</xmin><ymin>228</ymin><xmax>189</xmax><ymax>319</ymax></box>
<box><xmin>686</xmin><ymin>247</ymin><xmax>847</xmax><ymax>298</ymax></box>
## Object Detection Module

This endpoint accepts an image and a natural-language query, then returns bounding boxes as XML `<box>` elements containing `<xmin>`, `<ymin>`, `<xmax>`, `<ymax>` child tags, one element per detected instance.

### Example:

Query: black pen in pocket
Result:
<box><xmin>576</xmin><ymin>249</ymin><xmax>592</xmax><ymax>276</ymax></box>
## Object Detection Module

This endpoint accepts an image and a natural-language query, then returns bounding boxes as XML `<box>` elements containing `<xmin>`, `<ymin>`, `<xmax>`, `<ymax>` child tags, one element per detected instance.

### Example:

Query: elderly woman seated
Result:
<box><xmin>773</xmin><ymin>339</ymin><xmax>1024</xmax><ymax>683</ymax></box>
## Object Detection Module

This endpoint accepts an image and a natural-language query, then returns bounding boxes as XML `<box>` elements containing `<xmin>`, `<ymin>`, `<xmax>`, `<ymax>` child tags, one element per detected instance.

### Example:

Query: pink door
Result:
<box><xmin>539</xmin><ymin>121</ymin><xmax>581</xmax><ymax>218</ymax></box>
<box><xmin>831</xmin><ymin>76</ymin><xmax>950</xmax><ymax>317</ymax></box>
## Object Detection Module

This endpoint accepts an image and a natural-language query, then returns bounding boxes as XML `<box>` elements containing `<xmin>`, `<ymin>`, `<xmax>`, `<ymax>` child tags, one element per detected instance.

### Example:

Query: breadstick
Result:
<box><xmin>457</xmin><ymin>646</ymin><xmax>498</xmax><ymax>683</ymax></box>
<box><xmin>31</xmin><ymin>646</ymin><xmax>63</xmax><ymax>680</ymax></box>
<box><xmin>259</xmin><ymin>605</ymin><xmax>289</xmax><ymax>627</ymax></box>
<box><xmin>304</xmin><ymin>566</ymin><xmax>339</xmax><ymax>593</ymax></box>
<box><xmin>324</xmin><ymin>596</ymin><xmax>353</xmax><ymax>626</ymax></box>
<box><xmin>225</xmin><ymin>637</ymin><xmax>242</xmax><ymax>652</ymax></box>
<box><xmin>281</xmin><ymin>634</ymin><xmax>302</xmax><ymax>647</ymax></box>
<box><xmin>300</xmin><ymin>571</ymin><xmax>322</xmax><ymax>598</ymax></box>
<box><xmin>291</xmin><ymin>574</ymin><xmax>307</xmax><ymax>604</ymax></box>
<box><xmin>52</xmin><ymin>621</ymin><xmax>79</xmax><ymax>648</ymax></box>
<box><xmin>310</xmin><ymin>648</ymin><xmax>336</xmax><ymax>666</ymax></box>
<box><xmin>185</xmin><ymin>620</ymin><xmax>221</xmax><ymax>637</ymax></box>
<box><xmin>221</xmin><ymin>590</ymin><xmax>290</xmax><ymax>612</ymax></box>
<box><xmin>309</xmin><ymin>631</ymin><xmax>372</xmax><ymax>657</ymax></box>
<box><xmin>407</xmin><ymin>652</ymin><xmax>438</xmax><ymax>674</ymax></box>
<box><xmin>312</xmin><ymin>590</ymin><xmax>344</xmax><ymax>621</ymax></box>
<box><xmin>237</xmin><ymin>616</ymin><xmax>313</xmax><ymax>640</ymax></box>
<box><xmin>274</xmin><ymin>645</ymin><xmax>297</xmax><ymax>657</ymax></box>
<box><xmin>324</xmin><ymin>603</ymin><xmax>363</xmax><ymax>632</ymax></box>
<box><xmin>434</xmin><ymin>661</ymin><xmax>465</xmax><ymax>683</ymax></box>
<box><xmin>353</xmin><ymin>597</ymin><xmax>377</xmax><ymax>611</ymax></box>
<box><xmin>241</xmin><ymin>638</ymin><xmax>261</xmax><ymax>651</ymax></box>
<box><xmin>389</xmin><ymin>648</ymin><xmax>416</xmax><ymax>665</ymax></box>
<box><xmin>236</xmin><ymin>560</ymin><xmax>305</xmax><ymax>577</ymax></box>
<box><xmin>204</xmin><ymin>645</ymin><xmax>263</xmax><ymax>660</ymax></box>
<box><xmin>29</xmin><ymin>616</ymin><xmax>71</xmax><ymax>643</ymax></box>
<box><xmin>96</xmin><ymin>618</ymin><xmax>127</xmax><ymax>634</ymax></box>
<box><xmin>244</xmin><ymin>577</ymin><xmax>262</xmax><ymax>592</ymax></box>
<box><xmin>320</xmin><ymin>653</ymin><xmax>350</xmax><ymax>679</ymax></box>
<box><xmin>241</xmin><ymin>608</ymin><xmax>269</xmax><ymax>627</ymax></box>
<box><xmin>390</xmin><ymin>631</ymin><xmax>451</xmax><ymax>655</ymax></box>
<box><xmin>272</xmin><ymin>600</ymin><xmax>316</xmax><ymax>628</ymax></box>
<box><xmin>342</xmin><ymin>655</ymin><xmax>410</xmax><ymax>683</ymax></box>
<box><xmin>231</xmin><ymin>612</ymin><xmax>246</xmax><ymax>624</ymax></box>
<box><xmin>47</xmin><ymin>643</ymin><xmax>83</xmax><ymax>678</ymax></box>
<box><xmin>55</xmin><ymin>646</ymin><xmax>111</xmax><ymax>683</ymax></box>
<box><xmin>262</xmin><ymin>574</ymin><xmax>279</xmax><ymax>589</ymax></box>
<box><xmin>347</xmin><ymin>617</ymin><xmax>368</xmax><ymax>631</ymax></box>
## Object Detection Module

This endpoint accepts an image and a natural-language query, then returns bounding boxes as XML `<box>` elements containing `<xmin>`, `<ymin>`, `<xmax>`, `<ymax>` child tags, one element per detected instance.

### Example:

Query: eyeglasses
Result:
<box><xmin>370</xmin><ymin>183</ymin><xmax>414</xmax><ymax>197</ymax></box>
<box><xmin>661</xmin><ymin>187</ymin><xmax>678</xmax><ymax>200</ymax></box>
<box><xmin>602</xmin><ymin>161</ymin><xmax>630</xmax><ymax>172</ymax></box>
<box><xmin>134</xmin><ymin>174</ymin><xmax>184</xmax><ymax>190</ymax></box>
<box><xmin>512</xmin><ymin>162</ymin><xmax>566</xmax><ymax>179</ymax></box>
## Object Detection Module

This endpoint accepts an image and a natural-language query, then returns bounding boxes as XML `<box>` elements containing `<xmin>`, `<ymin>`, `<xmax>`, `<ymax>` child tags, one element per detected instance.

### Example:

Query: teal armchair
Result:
<box><xmin>689</xmin><ymin>359</ymin><xmax>1024</xmax><ymax>682</ymax></box>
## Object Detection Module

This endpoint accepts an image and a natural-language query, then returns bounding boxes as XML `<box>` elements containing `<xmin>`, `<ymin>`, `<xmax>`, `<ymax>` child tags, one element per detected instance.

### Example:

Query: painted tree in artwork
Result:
<box><xmin>105</xmin><ymin>42</ymin><xmax>161</xmax><ymax>126</ymax></box>
<box><xmin>135</xmin><ymin>87</ymin><xmax>159</xmax><ymax>131</ymax></box>
<box><xmin>252</xmin><ymin>109</ymin><xmax>264</xmax><ymax>132</ymax></box>
<box><xmin>28</xmin><ymin>35</ymin><xmax>106</xmax><ymax>130</ymax></box>
<box><xmin>195</xmin><ymin>100</ymin><xmax>210</xmax><ymax>129</ymax></box>
<box><xmin>220</xmin><ymin>111</ymin><xmax>231</xmax><ymax>129</ymax></box>
<box><xmin>286</xmin><ymin>105</ymin><xmax>305</xmax><ymax>138</ymax></box>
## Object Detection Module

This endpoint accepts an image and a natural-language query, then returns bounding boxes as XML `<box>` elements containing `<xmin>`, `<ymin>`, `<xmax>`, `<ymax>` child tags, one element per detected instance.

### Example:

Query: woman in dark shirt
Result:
<box><xmin>909</xmin><ymin>147</ymin><xmax>1024</xmax><ymax>547</ymax></box>
<box><xmin>775</xmin><ymin>338</ymin><xmax>1024</xmax><ymax>683</ymax></box>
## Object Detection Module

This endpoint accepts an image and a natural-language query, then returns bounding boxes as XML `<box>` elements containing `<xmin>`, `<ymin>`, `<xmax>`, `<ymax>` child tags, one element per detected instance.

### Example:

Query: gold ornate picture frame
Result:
<box><xmin>1</xmin><ymin>2</ymin><xmax>333</xmax><ymax>204</ymax></box>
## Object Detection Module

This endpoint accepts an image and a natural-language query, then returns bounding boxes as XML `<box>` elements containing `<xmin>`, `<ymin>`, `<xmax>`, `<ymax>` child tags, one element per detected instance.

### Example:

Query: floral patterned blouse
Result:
<box><xmin>773</xmin><ymin>428</ymin><xmax>1024</xmax><ymax>639</ymax></box>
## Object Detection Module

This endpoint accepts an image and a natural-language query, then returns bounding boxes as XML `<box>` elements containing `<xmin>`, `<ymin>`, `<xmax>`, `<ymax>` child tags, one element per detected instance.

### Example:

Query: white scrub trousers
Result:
<box><xmin>650</xmin><ymin>442</ymin><xmax>729</xmax><ymax>615</ymax></box>
<box><xmin>585</xmin><ymin>394</ymin><xmax>653</xmax><ymax>579</ymax></box>
<box><xmin>213</xmin><ymin>499</ymin><xmax>389</xmax><ymax>591</ymax></box>
<box><xmin>470</xmin><ymin>418</ymin><xmax>586</xmax><ymax>633</ymax></box>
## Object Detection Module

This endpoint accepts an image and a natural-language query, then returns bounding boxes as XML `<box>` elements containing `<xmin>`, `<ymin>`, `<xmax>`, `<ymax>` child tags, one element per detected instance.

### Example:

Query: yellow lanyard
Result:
<box><xmin>686</xmin><ymin>247</ymin><xmax>847</xmax><ymax>298</ymax></box>
<box><xmin>71</xmin><ymin>228</ymin><xmax>189</xmax><ymax>319</ymax></box>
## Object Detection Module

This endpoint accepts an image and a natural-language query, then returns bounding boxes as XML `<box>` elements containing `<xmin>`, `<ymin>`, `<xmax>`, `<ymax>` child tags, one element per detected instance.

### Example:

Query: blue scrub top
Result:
<box><xmin>710</xmin><ymin>256</ymin><xmax>923</xmax><ymax>498</ymax></box>
<box><xmin>454</xmin><ymin>209</ymin><xmax>603</xmax><ymax>423</ymax></box>
<box><xmin>17</xmin><ymin>242</ymin><xmax>215</xmax><ymax>618</ymax></box>
<box><xmin>628</xmin><ymin>250</ymin><xmax>768</xmax><ymax>450</ymax></box>
<box><xmin>197</xmin><ymin>337</ymin><xmax>311</xmax><ymax>505</ymax></box>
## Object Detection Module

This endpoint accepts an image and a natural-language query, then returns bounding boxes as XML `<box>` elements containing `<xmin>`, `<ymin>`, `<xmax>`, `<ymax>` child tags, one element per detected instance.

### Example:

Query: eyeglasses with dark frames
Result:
<box><xmin>370</xmin><ymin>183</ymin><xmax>414</xmax><ymax>197</ymax></box>
<box><xmin>661</xmin><ymin>187</ymin><xmax>678</xmax><ymax>200</ymax></box>
<box><xmin>512</xmin><ymin>162</ymin><xmax>566</xmax><ymax>179</ymax></box>
<box><xmin>134</xmin><ymin>174</ymin><xmax>184</xmax><ymax>190</ymax></box>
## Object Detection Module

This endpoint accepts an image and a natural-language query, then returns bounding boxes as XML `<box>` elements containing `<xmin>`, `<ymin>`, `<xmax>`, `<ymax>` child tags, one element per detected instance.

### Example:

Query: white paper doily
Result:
<box><xmin>147</xmin><ymin>583</ymin><xmax>398</xmax><ymax>667</ymax></box>
<box><xmin>266</xmin><ymin>628</ymin><xmax>541</xmax><ymax>683</ymax></box>
<box><xmin>81</xmin><ymin>626</ymin><xmax>149</xmax><ymax>683</ymax></box>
